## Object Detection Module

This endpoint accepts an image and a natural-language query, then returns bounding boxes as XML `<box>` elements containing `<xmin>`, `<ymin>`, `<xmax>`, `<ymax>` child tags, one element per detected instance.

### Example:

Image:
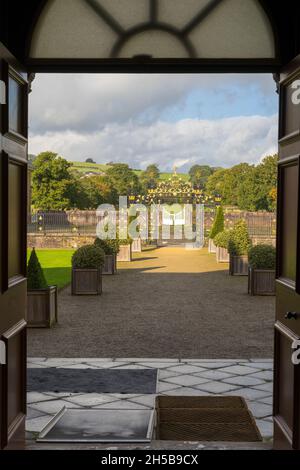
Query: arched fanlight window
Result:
<box><xmin>29</xmin><ymin>0</ymin><xmax>276</xmax><ymax>59</ymax></box>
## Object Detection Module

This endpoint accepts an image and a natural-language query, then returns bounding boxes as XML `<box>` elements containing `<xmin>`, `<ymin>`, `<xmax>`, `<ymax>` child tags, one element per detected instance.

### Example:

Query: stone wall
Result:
<box><xmin>28</xmin><ymin>233</ymin><xmax>96</xmax><ymax>249</ymax></box>
<box><xmin>28</xmin><ymin>232</ymin><xmax>276</xmax><ymax>249</ymax></box>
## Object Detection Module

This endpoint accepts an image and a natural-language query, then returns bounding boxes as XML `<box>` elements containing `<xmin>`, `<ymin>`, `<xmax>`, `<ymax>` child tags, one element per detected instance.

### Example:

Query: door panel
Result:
<box><xmin>274</xmin><ymin>57</ymin><xmax>300</xmax><ymax>450</ymax></box>
<box><xmin>0</xmin><ymin>43</ymin><xmax>27</xmax><ymax>450</ymax></box>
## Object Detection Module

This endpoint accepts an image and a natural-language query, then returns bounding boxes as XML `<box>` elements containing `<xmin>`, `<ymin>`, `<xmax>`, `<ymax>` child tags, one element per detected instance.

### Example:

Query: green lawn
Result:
<box><xmin>27</xmin><ymin>249</ymin><xmax>74</xmax><ymax>289</ymax></box>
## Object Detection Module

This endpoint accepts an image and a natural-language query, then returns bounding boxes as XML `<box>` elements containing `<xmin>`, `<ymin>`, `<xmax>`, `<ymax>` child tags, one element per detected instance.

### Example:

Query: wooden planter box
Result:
<box><xmin>132</xmin><ymin>238</ymin><xmax>142</xmax><ymax>253</ymax></box>
<box><xmin>248</xmin><ymin>267</ymin><xmax>275</xmax><ymax>295</ymax></box>
<box><xmin>208</xmin><ymin>238</ymin><xmax>216</xmax><ymax>253</ymax></box>
<box><xmin>229</xmin><ymin>255</ymin><xmax>248</xmax><ymax>276</ymax></box>
<box><xmin>117</xmin><ymin>244</ymin><xmax>132</xmax><ymax>262</ymax></box>
<box><xmin>102</xmin><ymin>254</ymin><xmax>117</xmax><ymax>275</ymax></box>
<box><xmin>71</xmin><ymin>268</ymin><xmax>102</xmax><ymax>295</ymax></box>
<box><xmin>216</xmin><ymin>246</ymin><xmax>229</xmax><ymax>263</ymax></box>
<box><xmin>27</xmin><ymin>285</ymin><xmax>57</xmax><ymax>328</ymax></box>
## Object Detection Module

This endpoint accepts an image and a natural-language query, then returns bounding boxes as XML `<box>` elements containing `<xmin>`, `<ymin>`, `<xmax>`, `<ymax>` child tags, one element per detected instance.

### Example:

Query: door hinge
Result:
<box><xmin>0</xmin><ymin>80</ymin><xmax>6</xmax><ymax>104</ymax></box>
<box><xmin>0</xmin><ymin>340</ymin><xmax>6</xmax><ymax>365</ymax></box>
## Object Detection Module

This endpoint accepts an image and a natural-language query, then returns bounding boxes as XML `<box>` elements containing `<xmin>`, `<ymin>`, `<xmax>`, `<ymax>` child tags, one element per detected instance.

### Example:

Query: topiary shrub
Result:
<box><xmin>27</xmin><ymin>248</ymin><xmax>48</xmax><ymax>290</ymax></box>
<box><xmin>228</xmin><ymin>220</ymin><xmax>251</xmax><ymax>256</ymax></box>
<box><xmin>94</xmin><ymin>238</ymin><xmax>114</xmax><ymax>255</ymax></box>
<box><xmin>72</xmin><ymin>245</ymin><xmax>105</xmax><ymax>269</ymax></box>
<box><xmin>248</xmin><ymin>244</ymin><xmax>276</xmax><ymax>269</ymax></box>
<box><xmin>210</xmin><ymin>206</ymin><xmax>224</xmax><ymax>239</ymax></box>
<box><xmin>214</xmin><ymin>230</ymin><xmax>232</xmax><ymax>249</ymax></box>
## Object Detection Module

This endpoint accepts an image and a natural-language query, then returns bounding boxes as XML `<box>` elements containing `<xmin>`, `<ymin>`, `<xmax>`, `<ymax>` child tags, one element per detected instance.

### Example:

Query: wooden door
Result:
<box><xmin>274</xmin><ymin>56</ymin><xmax>300</xmax><ymax>449</ymax></box>
<box><xmin>0</xmin><ymin>43</ymin><xmax>28</xmax><ymax>450</ymax></box>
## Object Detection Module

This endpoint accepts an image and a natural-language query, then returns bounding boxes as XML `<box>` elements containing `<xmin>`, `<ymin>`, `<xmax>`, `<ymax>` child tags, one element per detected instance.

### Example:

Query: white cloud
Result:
<box><xmin>29</xmin><ymin>114</ymin><xmax>278</xmax><ymax>171</ymax></box>
<box><xmin>29</xmin><ymin>73</ymin><xmax>276</xmax><ymax>133</ymax></box>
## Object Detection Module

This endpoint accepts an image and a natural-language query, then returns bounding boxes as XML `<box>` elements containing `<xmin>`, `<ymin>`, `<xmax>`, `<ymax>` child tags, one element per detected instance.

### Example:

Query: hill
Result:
<box><xmin>70</xmin><ymin>161</ymin><xmax>189</xmax><ymax>181</ymax></box>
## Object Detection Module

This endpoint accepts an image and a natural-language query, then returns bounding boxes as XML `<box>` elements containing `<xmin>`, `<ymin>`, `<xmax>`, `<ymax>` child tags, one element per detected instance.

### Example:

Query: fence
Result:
<box><xmin>27</xmin><ymin>209</ymin><xmax>277</xmax><ymax>238</ymax></box>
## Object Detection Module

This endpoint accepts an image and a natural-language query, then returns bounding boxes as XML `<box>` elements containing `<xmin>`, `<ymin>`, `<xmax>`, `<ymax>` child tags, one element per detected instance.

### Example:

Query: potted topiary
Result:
<box><xmin>71</xmin><ymin>244</ymin><xmax>105</xmax><ymax>295</ymax></box>
<box><xmin>209</xmin><ymin>206</ymin><xmax>224</xmax><ymax>254</ymax></box>
<box><xmin>132</xmin><ymin>237</ymin><xmax>142</xmax><ymax>253</ymax></box>
<box><xmin>117</xmin><ymin>238</ymin><xmax>133</xmax><ymax>262</ymax></box>
<box><xmin>214</xmin><ymin>230</ymin><xmax>231</xmax><ymax>263</ymax></box>
<box><xmin>248</xmin><ymin>244</ymin><xmax>276</xmax><ymax>295</ymax></box>
<box><xmin>27</xmin><ymin>248</ymin><xmax>58</xmax><ymax>328</ymax></box>
<box><xmin>94</xmin><ymin>238</ymin><xmax>117</xmax><ymax>275</ymax></box>
<box><xmin>228</xmin><ymin>220</ymin><xmax>251</xmax><ymax>276</ymax></box>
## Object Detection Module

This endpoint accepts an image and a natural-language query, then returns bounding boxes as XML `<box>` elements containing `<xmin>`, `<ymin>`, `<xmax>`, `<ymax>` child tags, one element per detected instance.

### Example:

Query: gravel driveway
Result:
<box><xmin>28</xmin><ymin>246</ymin><xmax>275</xmax><ymax>358</ymax></box>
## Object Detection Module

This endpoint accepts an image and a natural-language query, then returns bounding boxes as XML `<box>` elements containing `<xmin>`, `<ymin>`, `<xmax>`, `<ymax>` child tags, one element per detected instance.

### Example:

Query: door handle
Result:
<box><xmin>285</xmin><ymin>311</ymin><xmax>300</xmax><ymax>320</ymax></box>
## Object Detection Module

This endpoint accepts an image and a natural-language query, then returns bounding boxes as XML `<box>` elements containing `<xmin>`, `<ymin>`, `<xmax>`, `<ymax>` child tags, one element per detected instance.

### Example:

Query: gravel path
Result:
<box><xmin>28</xmin><ymin>247</ymin><xmax>275</xmax><ymax>358</ymax></box>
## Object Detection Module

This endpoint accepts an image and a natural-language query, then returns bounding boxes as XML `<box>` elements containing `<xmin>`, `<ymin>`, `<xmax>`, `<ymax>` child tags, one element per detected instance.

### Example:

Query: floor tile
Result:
<box><xmin>27</xmin><ymin>392</ymin><xmax>57</xmax><ymax>404</ymax></box>
<box><xmin>258</xmin><ymin>396</ymin><xmax>273</xmax><ymax>405</ymax></box>
<box><xmin>157</xmin><ymin>382</ymin><xmax>181</xmax><ymax>393</ymax></box>
<box><xmin>224</xmin><ymin>388</ymin><xmax>272</xmax><ymax>401</ymax></box>
<box><xmin>161</xmin><ymin>387</ymin><xmax>212</xmax><ymax>396</ymax></box>
<box><xmin>248</xmin><ymin>401</ymin><xmax>273</xmax><ymax>419</ymax></box>
<box><xmin>93</xmin><ymin>400</ymin><xmax>148</xmax><ymax>409</ymax></box>
<box><xmin>248</xmin><ymin>370</ymin><xmax>273</xmax><ymax>381</ymax></box>
<box><xmin>245</xmin><ymin>362</ymin><xmax>273</xmax><ymax>370</ymax></box>
<box><xmin>27</xmin><ymin>407</ymin><xmax>48</xmax><ymax>419</ymax></box>
<box><xmin>159</xmin><ymin>369</ymin><xmax>181</xmax><ymax>380</ymax></box>
<box><xmin>128</xmin><ymin>395</ymin><xmax>156</xmax><ymax>408</ymax></box>
<box><xmin>64</xmin><ymin>393</ymin><xmax>118</xmax><ymax>407</ymax></box>
<box><xmin>195</xmin><ymin>381</ymin><xmax>239</xmax><ymax>394</ymax></box>
<box><xmin>30</xmin><ymin>399</ymin><xmax>80</xmax><ymax>415</ymax></box>
<box><xmin>163</xmin><ymin>375</ymin><xmax>209</xmax><ymax>387</ymax></box>
<box><xmin>26</xmin><ymin>415</ymin><xmax>52</xmax><ymax>433</ymax></box>
<box><xmin>166</xmin><ymin>365</ymin><xmax>207</xmax><ymax>374</ymax></box>
<box><xmin>221</xmin><ymin>365</ymin><xmax>261</xmax><ymax>375</ymax></box>
<box><xmin>255</xmin><ymin>419</ymin><xmax>274</xmax><ymax>438</ymax></box>
<box><xmin>194</xmin><ymin>370</ymin><xmax>235</xmax><ymax>381</ymax></box>
<box><xmin>222</xmin><ymin>376</ymin><xmax>265</xmax><ymax>387</ymax></box>
<box><xmin>253</xmin><ymin>382</ymin><xmax>273</xmax><ymax>393</ymax></box>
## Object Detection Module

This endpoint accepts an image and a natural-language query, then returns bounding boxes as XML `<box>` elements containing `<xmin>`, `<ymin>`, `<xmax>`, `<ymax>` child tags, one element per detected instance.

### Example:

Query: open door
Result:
<box><xmin>274</xmin><ymin>56</ymin><xmax>300</xmax><ymax>449</ymax></box>
<box><xmin>0</xmin><ymin>43</ymin><xmax>28</xmax><ymax>450</ymax></box>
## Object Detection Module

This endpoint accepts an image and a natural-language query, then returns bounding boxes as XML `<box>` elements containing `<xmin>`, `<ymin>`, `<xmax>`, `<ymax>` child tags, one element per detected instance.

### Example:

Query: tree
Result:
<box><xmin>32</xmin><ymin>151</ymin><xmax>79</xmax><ymax>210</ymax></box>
<box><xmin>106</xmin><ymin>163</ymin><xmax>141</xmax><ymax>197</ymax></box>
<box><xmin>79</xmin><ymin>175</ymin><xmax>118</xmax><ymax>207</ymax></box>
<box><xmin>189</xmin><ymin>164</ymin><xmax>214</xmax><ymax>188</ymax></box>
<box><xmin>27</xmin><ymin>248</ymin><xmax>48</xmax><ymax>289</ymax></box>
<box><xmin>85</xmin><ymin>158</ymin><xmax>96</xmax><ymax>163</ymax></box>
<box><xmin>140</xmin><ymin>164</ymin><xmax>160</xmax><ymax>190</ymax></box>
<box><xmin>209</xmin><ymin>206</ymin><xmax>224</xmax><ymax>239</ymax></box>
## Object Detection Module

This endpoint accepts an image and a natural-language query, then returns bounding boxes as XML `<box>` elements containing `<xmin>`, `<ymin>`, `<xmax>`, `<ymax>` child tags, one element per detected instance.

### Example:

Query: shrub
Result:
<box><xmin>210</xmin><ymin>206</ymin><xmax>224</xmax><ymax>239</ymax></box>
<box><xmin>228</xmin><ymin>220</ymin><xmax>251</xmax><ymax>256</ymax></box>
<box><xmin>214</xmin><ymin>230</ymin><xmax>232</xmax><ymax>249</ymax></box>
<box><xmin>248</xmin><ymin>244</ymin><xmax>276</xmax><ymax>269</ymax></box>
<box><xmin>72</xmin><ymin>244</ymin><xmax>105</xmax><ymax>269</ymax></box>
<box><xmin>118</xmin><ymin>237</ymin><xmax>132</xmax><ymax>245</ymax></box>
<box><xmin>27</xmin><ymin>248</ymin><xmax>48</xmax><ymax>290</ymax></box>
<box><xmin>94</xmin><ymin>238</ymin><xmax>114</xmax><ymax>255</ymax></box>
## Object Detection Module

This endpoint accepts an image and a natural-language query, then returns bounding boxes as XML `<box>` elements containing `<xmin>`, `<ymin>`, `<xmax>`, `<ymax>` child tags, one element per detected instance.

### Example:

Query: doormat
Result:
<box><xmin>37</xmin><ymin>408</ymin><xmax>155</xmax><ymax>443</ymax></box>
<box><xmin>28</xmin><ymin>368</ymin><xmax>158</xmax><ymax>394</ymax></box>
<box><xmin>155</xmin><ymin>396</ymin><xmax>262</xmax><ymax>442</ymax></box>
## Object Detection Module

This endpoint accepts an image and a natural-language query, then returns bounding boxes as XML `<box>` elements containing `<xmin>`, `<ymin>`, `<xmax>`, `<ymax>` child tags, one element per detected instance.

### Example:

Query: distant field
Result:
<box><xmin>70</xmin><ymin>161</ymin><xmax>188</xmax><ymax>180</ymax></box>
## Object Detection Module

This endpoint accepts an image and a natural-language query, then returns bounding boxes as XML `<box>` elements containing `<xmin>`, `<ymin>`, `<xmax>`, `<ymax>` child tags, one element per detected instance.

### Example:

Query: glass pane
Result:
<box><xmin>118</xmin><ymin>30</ymin><xmax>189</xmax><ymax>58</ymax></box>
<box><xmin>281</xmin><ymin>79</ymin><xmax>300</xmax><ymax>137</ymax></box>
<box><xmin>9</xmin><ymin>76</ymin><xmax>23</xmax><ymax>134</ymax></box>
<box><xmin>8</xmin><ymin>162</ymin><xmax>22</xmax><ymax>278</ymax></box>
<box><xmin>30</xmin><ymin>0</ymin><xmax>275</xmax><ymax>59</ymax></box>
<box><xmin>279</xmin><ymin>163</ymin><xmax>298</xmax><ymax>282</ymax></box>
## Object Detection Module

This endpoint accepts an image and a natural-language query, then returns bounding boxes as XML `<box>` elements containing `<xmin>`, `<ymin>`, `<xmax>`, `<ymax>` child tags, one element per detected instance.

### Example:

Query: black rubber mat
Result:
<box><xmin>28</xmin><ymin>367</ymin><xmax>158</xmax><ymax>394</ymax></box>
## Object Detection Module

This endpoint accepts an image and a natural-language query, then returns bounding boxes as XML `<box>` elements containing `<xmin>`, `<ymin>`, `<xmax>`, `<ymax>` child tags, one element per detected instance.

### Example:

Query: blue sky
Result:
<box><xmin>29</xmin><ymin>74</ymin><xmax>278</xmax><ymax>172</ymax></box>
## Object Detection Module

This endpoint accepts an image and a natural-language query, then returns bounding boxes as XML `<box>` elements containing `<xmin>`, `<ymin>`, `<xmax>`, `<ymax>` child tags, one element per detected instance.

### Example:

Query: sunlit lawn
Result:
<box><xmin>27</xmin><ymin>249</ymin><xmax>74</xmax><ymax>289</ymax></box>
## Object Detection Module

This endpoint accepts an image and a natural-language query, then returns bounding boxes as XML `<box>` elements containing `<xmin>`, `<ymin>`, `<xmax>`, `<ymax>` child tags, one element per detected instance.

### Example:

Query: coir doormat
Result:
<box><xmin>155</xmin><ymin>396</ymin><xmax>262</xmax><ymax>442</ymax></box>
<box><xmin>28</xmin><ymin>368</ymin><xmax>158</xmax><ymax>394</ymax></box>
